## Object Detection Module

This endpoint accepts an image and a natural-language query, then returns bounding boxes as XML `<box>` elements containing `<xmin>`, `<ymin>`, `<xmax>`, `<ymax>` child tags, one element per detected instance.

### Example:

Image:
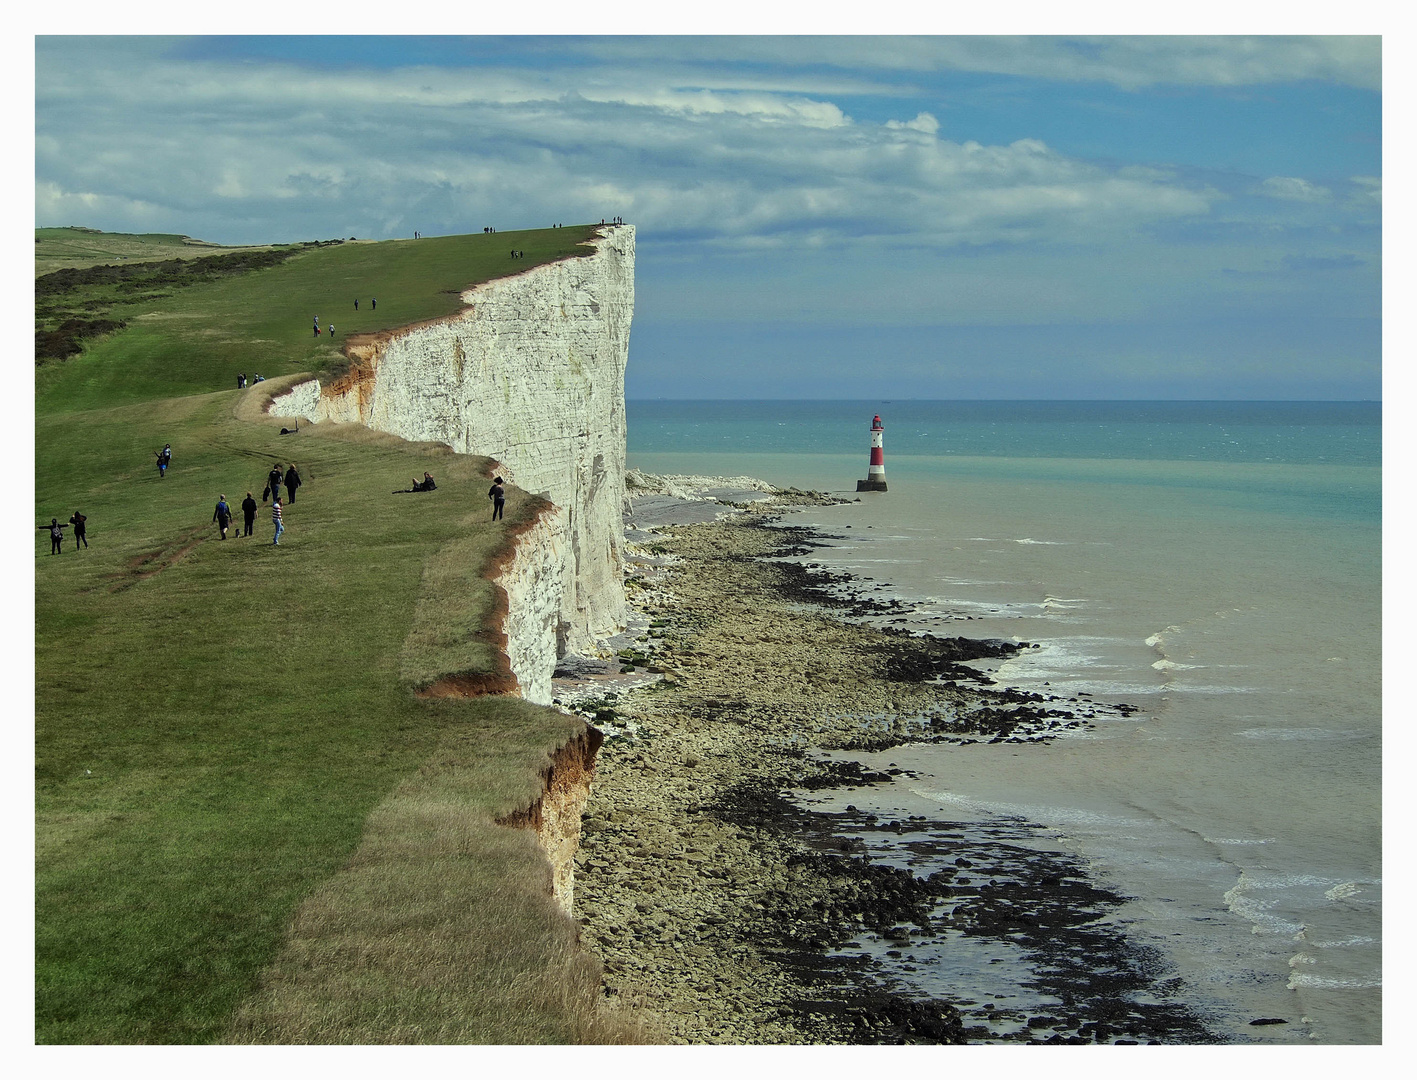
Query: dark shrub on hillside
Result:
<box><xmin>36</xmin><ymin>318</ymin><xmax>128</xmax><ymax>361</ymax></box>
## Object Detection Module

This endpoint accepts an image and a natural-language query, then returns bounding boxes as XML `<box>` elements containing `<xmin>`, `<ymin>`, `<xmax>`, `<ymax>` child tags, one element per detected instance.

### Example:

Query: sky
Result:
<box><xmin>33</xmin><ymin>30</ymin><xmax>1383</xmax><ymax>400</ymax></box>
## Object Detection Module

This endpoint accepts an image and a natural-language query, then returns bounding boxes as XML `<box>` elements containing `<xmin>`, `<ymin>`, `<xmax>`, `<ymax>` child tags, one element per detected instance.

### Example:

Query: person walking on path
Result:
<box><xmin>69</xmin><ymin>511</ymin><xmax>88</xmax><ymax>550</ymax></box>
<box><xmin>155</xmin><ymin>444</ymin><xmax>171</xmax><ymax>478</ymax></box>
<box><xmin>241</xmin><ymin>492</ymin><xmax>258</xmax><ymax>537</ymax></box>
<box><xmin>271</xmin><ymin>497</ymin><xmax>284</xmax><ymax>545</ymax></box>
<box><xmin>328</xmin><ymin>323</ymin><xmax>335</xmax><ymax>337</ymax></box>
<box><xmin>266</xmin><ymin>463</ymin><xmax>284</xmax><ymax>504</ymax></box>
<box><xmin>40</xmin><ymin>518</ymin><xmax>67</xmax><ymax>554</ymax></box>
<box><xmin>213</xmin><ymin>495</ymin><xmax>233</xmax><ymax>540</ymax></box>
<box><xmin>489</xmin><ymin>476</ymin><xmax>506</xmax><ymax>521</ymax></box>
<box><xmin>284</xmin><ymin>464</ymin><xmax>302</xmax><ymax>504</ymax></box>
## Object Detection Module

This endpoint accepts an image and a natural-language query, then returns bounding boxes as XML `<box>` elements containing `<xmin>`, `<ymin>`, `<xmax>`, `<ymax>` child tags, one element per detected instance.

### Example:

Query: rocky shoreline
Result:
<box><xmin>561</xmin><ymin>484</ymin><xmax>1216</xmax><ymax>1044</ymax></box>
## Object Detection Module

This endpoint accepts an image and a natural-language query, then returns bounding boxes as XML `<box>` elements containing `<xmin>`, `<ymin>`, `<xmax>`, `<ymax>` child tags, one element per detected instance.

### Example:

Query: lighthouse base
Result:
<box><xmin>856</xmin><ymin>479</ymin><xmax>888</xmax><ymax>492</ymax></box>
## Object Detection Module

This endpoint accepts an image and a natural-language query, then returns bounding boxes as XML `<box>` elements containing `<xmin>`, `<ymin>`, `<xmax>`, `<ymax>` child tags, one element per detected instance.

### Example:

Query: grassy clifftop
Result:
<box><xmin>36</xmin><ymin>225</ymin><xmax>599</xmax><ymax>412</ymax></box>
<box><xmin>34</xmin><ymin>228</ymin><xmax>638</xmax><ymax>1043</ymax></box>
<box><xmin>34</xmin><ymin>226</ymin><xmax>273</xmax><ymax>277</ymax></box>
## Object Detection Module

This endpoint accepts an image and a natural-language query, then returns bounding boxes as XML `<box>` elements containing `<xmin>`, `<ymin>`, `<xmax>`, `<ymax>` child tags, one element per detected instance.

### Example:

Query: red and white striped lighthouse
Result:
<box><xmin>857</xmin><ymin>414</ymin><xmax>888</xmax><ymax>492</ymax></box>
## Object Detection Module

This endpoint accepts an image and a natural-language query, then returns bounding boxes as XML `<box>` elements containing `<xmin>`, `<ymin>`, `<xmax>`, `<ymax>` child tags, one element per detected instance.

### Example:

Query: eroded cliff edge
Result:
<box><xmin>273</xmin><ymin>226</ymin><xmax>634</xmax><ymax>680</ymax></box>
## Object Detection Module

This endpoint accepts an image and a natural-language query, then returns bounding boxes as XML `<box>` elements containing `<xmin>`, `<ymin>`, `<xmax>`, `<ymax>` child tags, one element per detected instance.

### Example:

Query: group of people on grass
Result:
<box><xmin>39</xmin><ymin>512</ymin><xmax>87</xmax><ymax>555</ymax></box>
<box><xmin>44</xmin><ymin>429</ymin><xmax>508</xmax><ymax>558</ymax></box>
<box><xmin>316</xmin><ymin>299</ymin><xmax>375</xmax><ymax>337</ymax></box>
<box><xmin>213</xmin><ymin>461</ymin><xmax>303</xmax><ymax>545</ymax></box>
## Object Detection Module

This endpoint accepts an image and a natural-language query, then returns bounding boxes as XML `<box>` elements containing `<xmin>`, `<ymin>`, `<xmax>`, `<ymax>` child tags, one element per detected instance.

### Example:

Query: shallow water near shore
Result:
<box><xmin>628</xmin><ymin>401</ymin><xmax>1380</xmax><ymax>1043</ymax></box>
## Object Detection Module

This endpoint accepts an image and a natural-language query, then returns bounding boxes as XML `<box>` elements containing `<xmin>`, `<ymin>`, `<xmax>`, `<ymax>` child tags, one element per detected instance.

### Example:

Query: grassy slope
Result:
<box><xmin>34</xmin><ymin>227</ymin><xmax>271</xmax><ymax>277</ymax></box>
<box><xmin>35</xmin><ymin>227</ymin><xmax>629</xmax><ymax>1043</ymax></box>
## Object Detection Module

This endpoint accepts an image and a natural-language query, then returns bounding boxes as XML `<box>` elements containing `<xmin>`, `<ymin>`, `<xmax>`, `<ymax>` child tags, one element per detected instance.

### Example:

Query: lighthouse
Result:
<box><xmin>857</xmin><ymin>414</ymin><xmax>888</xmax><ymax>492</ymax></box>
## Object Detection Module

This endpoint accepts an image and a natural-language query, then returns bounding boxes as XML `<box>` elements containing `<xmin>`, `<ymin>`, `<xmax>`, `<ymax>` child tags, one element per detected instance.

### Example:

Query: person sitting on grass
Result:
<box><xmin>394</xmin><ymin>472</ymin><xmax>437</xmax><ymax>494</ymax></box>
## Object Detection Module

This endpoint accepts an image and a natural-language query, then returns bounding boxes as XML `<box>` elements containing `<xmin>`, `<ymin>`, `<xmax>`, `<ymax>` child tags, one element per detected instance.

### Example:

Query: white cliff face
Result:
<box><xmin>273</xmin><ymin>227</ymin><xmax>633</xmax><ymax>680</ymax></box>
<box><xmin>495</xmin><ymin>507</ymin><xmax>568</xmax><ymax>705</ymax></box>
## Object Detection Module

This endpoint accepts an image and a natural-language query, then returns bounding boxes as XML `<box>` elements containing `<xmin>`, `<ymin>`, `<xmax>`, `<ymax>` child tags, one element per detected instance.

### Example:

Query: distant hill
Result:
<box><xmin>34</xmin><ymin>226</ymin><xmax>275</xmax><ymax>277</ymax></box>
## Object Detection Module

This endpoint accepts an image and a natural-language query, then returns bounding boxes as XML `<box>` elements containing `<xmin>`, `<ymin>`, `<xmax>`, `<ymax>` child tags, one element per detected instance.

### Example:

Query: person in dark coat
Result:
<box><xmin>489</xmin><ymin>476</ymin><xmax>506</xmax><ymax>520</ymax></box>
<box><xmin>267</xmin><ymin>464</ymin><xmax>284</xmax><ymax>504</ymax></box>
<box><xmin>284</xmin><ymin>464</ymin><xmax>302</xmax><ymax>504</ymax></box>
<box><xmin>241</xmin><ymin>492</ymin><xmax>258</xmax><ymax>537</ymax></box>
<box><xmin>40</xmin><ymin>518</ymin><xmax>67</xmax><ymax>554</ymax></box>
<box><xmin>394</xmin><ymin>473</ymin><xmax>437</xmax><ymax>494</ymax></box>
<box><xmin>69</xmin><ymin>511</ymin><xmax>88</xmax><ymax>550</ymax></box>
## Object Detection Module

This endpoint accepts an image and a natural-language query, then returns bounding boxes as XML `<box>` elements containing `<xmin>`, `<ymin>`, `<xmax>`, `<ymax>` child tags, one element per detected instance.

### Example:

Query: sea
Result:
<box><xmin>626</xmin><ymin>400</ymin><xmax>1382</xmax><ymax>1045</ymax></box>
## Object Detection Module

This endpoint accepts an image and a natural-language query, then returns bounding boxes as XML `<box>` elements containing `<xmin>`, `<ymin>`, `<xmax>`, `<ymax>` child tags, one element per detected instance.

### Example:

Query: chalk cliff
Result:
<box><xmin>272</xmin><ymin>227</ymin><xmax>634</xmax><ymax>698</ymax></box>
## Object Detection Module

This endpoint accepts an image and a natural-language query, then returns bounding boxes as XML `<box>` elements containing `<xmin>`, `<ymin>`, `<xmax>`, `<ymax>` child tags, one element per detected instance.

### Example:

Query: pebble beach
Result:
<box><xmin>559</xmin><ymin>477</ymin><xmax>1212</xmax><ymax>1044</ymax></box>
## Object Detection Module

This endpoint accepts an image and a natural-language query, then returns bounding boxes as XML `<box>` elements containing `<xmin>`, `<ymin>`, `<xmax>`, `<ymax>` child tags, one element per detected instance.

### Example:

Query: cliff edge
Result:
<box><xmin>273</xmin><ymin>226</ymin><xmax>634</xmax><ymax>699</ymax></box>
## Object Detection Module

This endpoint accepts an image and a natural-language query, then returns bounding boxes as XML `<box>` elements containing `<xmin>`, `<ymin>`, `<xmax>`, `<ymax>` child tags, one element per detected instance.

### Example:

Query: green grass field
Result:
<box><xmin>35</xmin><ymin>227</ymin><xmax>638</xmax><ymax>1043</ymax></box>
<box><xmin>34</xmin><ymin>226</ymin><xmax>273</xmax><ymax>277</ymax></box>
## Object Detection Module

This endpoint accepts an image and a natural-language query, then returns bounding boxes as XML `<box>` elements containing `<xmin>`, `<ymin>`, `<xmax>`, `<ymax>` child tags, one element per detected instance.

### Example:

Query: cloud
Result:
<box><xmin>886</xmin><ymin>112</ymin><xmax>940</xmax><ymax>134</ymax></box>
<box><xmin>1350</xmin><ymin>176</ymin><xmax>1381</xmax><ymax>205</ymax></box>
<box><xmin>35</xmin><ymin>46</ymin><xmax>1222</xmax><ymax>247</ymax></box>
<box><xmin>1283</xmin><ymin>254</ymin><xmax>1364</xmax><ymax>272</ymax></box>
<box><xmin>1256</xmin><ymin>177</ymin><xmax>1332</xmax><ymax>203</ymax></box>
<box><xmin>570</xmin><ymin>35</ymin><xmax>1381</xmax><ymax>92</ymax></box>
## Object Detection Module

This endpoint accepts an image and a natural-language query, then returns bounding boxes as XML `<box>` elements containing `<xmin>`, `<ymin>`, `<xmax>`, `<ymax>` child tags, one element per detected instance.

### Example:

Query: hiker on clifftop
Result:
<box><xmin>489</xmin><ymin>476</ymin><xmax>505</xmax><ymax>521</ymax></box>
<box><xmin>271</xmin><ymin>497</ymin><xmax>284</xmax><ymax>546</ymax></box>
<box><xmin>40</xmin><ymin>518</ymin><xmax>67</xmax><ymax>555</ymax></box>
<box><xmin>266</xmin><ymin>464</ymin><xmax>283</xmax><ymax>504</ymax></box>
<box><xmin>241</xmin><ymin>492</ymin><xmax>258</xmax><ymax>537</ymax></box>
<box><xmin>69</xmin><ymin>511</ymin><xmax>88</xmax><ymax>550</ymax></box>
<box><xmin>155</xmin><ymin>444</ymin><xmax>171</xmax><ymax>478</ymax></box>
<box><xmin>284</xmin><ymin>464</ymin><xmax>302</xmax><ymax>503</ymax></box>
<box><xmin>213</xmin><ymin>495</ymin><xmax>232</xmax><ymax>540</ymax></box>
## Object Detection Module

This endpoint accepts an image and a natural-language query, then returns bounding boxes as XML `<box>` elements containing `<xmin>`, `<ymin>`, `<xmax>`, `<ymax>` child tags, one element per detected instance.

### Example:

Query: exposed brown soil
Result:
<box><xmin>106</xmin><ymin>525</ymin><xmax>207</xmax><ymax>592</ymax></box>
<box><xmin>497</xmin><ymin>726</ymin><xmax>605</xmax><ymax>832</ymax></box>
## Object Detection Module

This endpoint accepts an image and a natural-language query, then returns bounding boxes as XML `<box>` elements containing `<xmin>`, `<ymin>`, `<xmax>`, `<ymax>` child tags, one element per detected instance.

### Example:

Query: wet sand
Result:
<box><xmin>562</xmin><ymin>487</ymin><xmax>1217</xmax><ymax>1044</ymax></box>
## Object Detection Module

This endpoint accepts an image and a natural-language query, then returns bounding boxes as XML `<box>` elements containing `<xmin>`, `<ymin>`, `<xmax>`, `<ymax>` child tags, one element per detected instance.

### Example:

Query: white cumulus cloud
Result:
<box><xmin>1256</xmin><ymin>177</ymin><xmax>1332</xmax><ymax>203</ymax></box>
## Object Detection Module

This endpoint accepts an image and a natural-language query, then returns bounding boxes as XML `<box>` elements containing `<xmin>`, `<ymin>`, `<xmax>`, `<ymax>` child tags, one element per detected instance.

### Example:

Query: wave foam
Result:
<box><xmin>1287</xmin><ymin>974</ymin><xmax>1382</xmax><ymax>990</ymax></box>
<box><xmin>1235</xmin><ymin>727</ymin><xmax>1368</xmax><ymax>741</ymax></box>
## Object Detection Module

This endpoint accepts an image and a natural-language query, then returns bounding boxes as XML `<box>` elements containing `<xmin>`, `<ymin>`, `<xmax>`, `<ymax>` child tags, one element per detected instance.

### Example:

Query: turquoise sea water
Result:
<box><xmin>627</xmin><ymin>400</ymin><xmax>1381</xmax><ymax>1044</ymax></box>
